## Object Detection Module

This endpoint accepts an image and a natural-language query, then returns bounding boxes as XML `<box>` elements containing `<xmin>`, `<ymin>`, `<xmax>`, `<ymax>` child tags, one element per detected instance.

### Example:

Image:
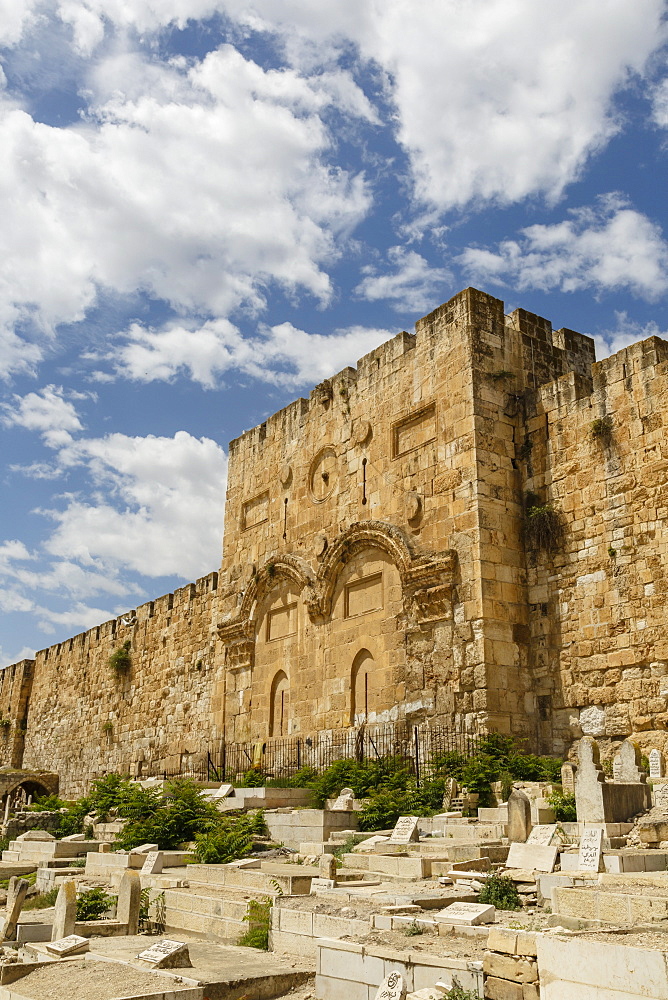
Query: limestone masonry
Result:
<box><xmin>3</xmin><ymin>287</ymin><xmax>668</xmax><ymax>795</ymax></box>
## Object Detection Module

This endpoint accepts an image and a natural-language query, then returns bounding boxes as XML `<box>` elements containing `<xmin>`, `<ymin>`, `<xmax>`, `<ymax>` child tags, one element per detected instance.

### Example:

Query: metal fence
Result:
<box><xmin>143</xmin><ymin>722</ymin><xmax>480</xmax><ymax>787</ymax></box>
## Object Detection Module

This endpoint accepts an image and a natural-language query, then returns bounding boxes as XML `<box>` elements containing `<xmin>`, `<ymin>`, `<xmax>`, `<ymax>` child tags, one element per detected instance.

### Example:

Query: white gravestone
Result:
<box><xmin>141</xmin><ymin>851</ymin><xmax>164</xmax><ymax>875</ymax></box>
<box><xmin>654</xmin><ymin>783</ymin><xmax>668</xmax><ymax>809</ymax></box>
<box><xmin>212</xmin><ymin>783</ymin><xmax>234</xmax><ymax>799</ymax></box>
<box><xmin>310</xmin><ymin>877</ymin><xmax>336</xmax><ymax>891</ymax></box>
<box><xmin>578</xmin><ymin>827</ymin><xmax>603</xmax><ymax>872</ymax></box>
<box><xmin>436</xmin><ymin>902</ymin><xmax>495</xmax><ymax>926</ymax></box>
<box><xmin>649</xmin><ymin>749</ymin><xmax>665</xmax><ymax>779</ymax></box>
<box><xmin>331</xmin><ymin>787</ymin><xmax>355</xmax><ymax>810</ymax></box>
<box><xmin>506</xmin><ymin>842</ymin><xmax>559</xmax><ymax>873</ymax></box>
<box><xmin>527</xmin><ymin>824</ymin><xmax>558</xmax><ymax>846</ymax></box>
<box><xmin>560</xmin><ymin>763</ymin><xmax>576</xmax><ymax>795</ymax></box>
<box><xmin>389</xmin><ymin>816</ymin><xmax>419</xmax><ymax>844</ymax></box>
<box><xmin>612</xmin><ymin>740</ymin><xmax>646</xmax><ymax>783</ymax></box>
<box><xmin>373</xmin><ymin>971</ymin><xmax>407</xmax><ymax>1000</ymax></box>
<box><xmin>138</xmin><ymin>938</ymin><xmax>192</xmax><ymax>969</ymax></box>
<box><xmin>45</xmin><ymin>934</ymin><xmax>89</xmax><ymax>957</ymax></box>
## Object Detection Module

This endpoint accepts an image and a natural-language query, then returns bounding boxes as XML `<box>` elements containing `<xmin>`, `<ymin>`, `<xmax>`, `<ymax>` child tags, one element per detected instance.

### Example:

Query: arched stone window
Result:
<box><xmin>269</xmin><ymin>670</ymin><xmax>289</xmax><ymax>737</ymax></box>
<box><xmin>351</xmin><ymin>649</ymin><xmax>374</xmax><ymax>725</ymax></box>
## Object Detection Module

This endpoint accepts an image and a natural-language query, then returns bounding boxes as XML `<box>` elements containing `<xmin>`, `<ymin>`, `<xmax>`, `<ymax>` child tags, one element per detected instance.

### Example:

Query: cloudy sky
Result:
<box><xmin>1</xmin><ymin>1</ymin><xmax>668</xmax><ymax>666</ymax></box>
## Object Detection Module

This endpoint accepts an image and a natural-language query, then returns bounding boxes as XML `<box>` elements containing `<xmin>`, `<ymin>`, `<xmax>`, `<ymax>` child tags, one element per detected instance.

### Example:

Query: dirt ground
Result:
<box><xmin>3</xmin><ymin>959</ymin><xmax>193</xmax><ymax>1000</ymax></box>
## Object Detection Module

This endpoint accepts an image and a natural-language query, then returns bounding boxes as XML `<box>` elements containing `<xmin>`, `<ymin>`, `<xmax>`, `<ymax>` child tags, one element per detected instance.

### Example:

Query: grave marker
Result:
<box><xmin>612</xmin><ymin>740</ymin><xmax>646</xmax><ymax>783</ymax></box>
<box><xmin>506</xmin><ymin>842</ymin><xmax>558</xmax><ymax>873</ymax></box>
<box><xmin>141</xmin><ymin>851</ymin><xmax>164</xmax><ymax>875</ymax></box>
<box><xmin>331</xmin><ymin>787</ymin><xmax>355</xmax><ymax>810</ymax></box>
<box><xmin>319</xmin><ymin>854</ymin><xmax>337</xmax><ymax>879</ymax></box>
<box><xmin>51</xmin><ymin>880</ymin><xmax>76</xmax><ymax>942</ymax></box>
<box><xmin>0</xmin><ymin>877</ymin><xmax>30</xmax><ymax>943</ymax></box>
<box><xmin>578</xmin><ymin>827</ymin><xmax>603</xmax><ymax>872</ymax></box>
<box><xmin>310</xmin><ymin>877</ymin><xmax>336</xmax><ymax>890</ymax></box>
<box><xmin>117</xmin><ymin>869</ymin><xmax>141</xmax><ymax>935</ymax></box>
<box><xmin>654</xmin><ymin>783</ymin><xmax>668</xmax><ymax>809</ymax></box>
<box><xmin>527</xmin><ymin>824</ymin><xmax>558</xmax><ymax>846</ymax></box>
<box><xmin>560</xmin><ymin>763</ymin><xmax>576</xmax><ymax>795</ymax></box>
<box><xmin>389</xmin><ymin>816</ymin><xmax>419</xmax><ymax>844</ymax></box>
<box><xmin>373</xmin><ymin>971</ymin><xmax>407</xmax><ymax>1000</ymax></box>
<box><xmin>436</xmin><ymin>901</ymin><xmax>495</xmax><ymax>926</ymax></box>
<box><xmin>45</xmin><ymin>934</ymin><xmax>89</xmax><ymax>957</ymax></box>
<box><xmin>507</xmin><ymin>789</ymin><xmax>532</xmax><ymax>843</ymax></box>
<box><xmin>649</xmin><ymin>749</ymin><xmax>665</xmax><ymax>779</ymax></box>
<box><xmin>212</xmin><ymin>783</ymin><xmax>234</xmax><ymax>799</ymax></box>
<box><xmin>138</xmin><ymin>938</ymin><xmax>192</xmax><ymax>969</ymax></box>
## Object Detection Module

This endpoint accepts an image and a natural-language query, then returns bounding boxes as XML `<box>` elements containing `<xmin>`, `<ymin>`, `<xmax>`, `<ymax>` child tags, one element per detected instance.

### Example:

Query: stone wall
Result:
<box><xmin>3</xmin><ymin>285</ymin><xmax>668</xmax><ymax>791</ymax></box>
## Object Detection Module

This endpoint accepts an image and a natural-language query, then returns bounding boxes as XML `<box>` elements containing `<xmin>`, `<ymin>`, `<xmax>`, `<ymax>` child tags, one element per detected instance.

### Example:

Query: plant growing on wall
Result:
<box><xmin>591</xmin><ymin>415</ymin><xmax>613</xmax><ymax>443</ymax></box>
<box><xmin>108</xmin><ymin>640</ymin><xmax>131</xmax><ymax>674</ymax></box>
<box><xmin>524</xmin><ymin>492</ymin><xmax>564</xmax><ymax>553</ymax></box>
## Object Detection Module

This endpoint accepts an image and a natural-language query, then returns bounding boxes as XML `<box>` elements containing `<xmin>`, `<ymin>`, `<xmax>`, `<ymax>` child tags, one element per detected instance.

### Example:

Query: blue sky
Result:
<box><xmin>1</xmin><ymin>1</ymin><xmax>668</xmax><ymax>666</ymax></box>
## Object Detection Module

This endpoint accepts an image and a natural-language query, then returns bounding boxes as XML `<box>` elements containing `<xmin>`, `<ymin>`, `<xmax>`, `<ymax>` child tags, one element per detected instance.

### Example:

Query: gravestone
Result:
<box><xmin>117</xmin><ymin>869</ymin><xmax>141</xmax><ymax>935</ymax></box>
<box><xmin>560</xmin><ymin>763</ymin><xmax>576</xmax><ymax>795</ymax></box>
<box><xmin>442</xmin><ymin>777</ymin><xmax>458</xmax><ymax>811</ymax></box>
<box><xmin>0</xmin><ymin>878</ymin><xmax>30</xmax><ymax>942</ymax></box>
<box><xmin>575</xmin><ymin>737</ymin><xmax>606</xmax><ymax>823</ymax></box>
<box><xmin>51</xmin><ymin>880</ymin><xmax>76</xmax><ymax>942</ymax></box>
<box><xmin>649</xmin><ymin>749</ymin><xmax>665</xmax><ymax>779</ymax></box>
<box><xmin>527</xmin><ymin>824</ymin><xmax>558</xmax><ymax>846</ymax></box>
<box><xmin>212</xmin><ymin>783</ymin><xmax>234</xmax><ymax>799</ymax></box>
<box><xmin>45</xmin><ymin>934</ymin><xmax>89</xmax><ymax>957</ymax></box>
<box><xmin>130</xmin><ymin>843</ymin><xmax>159</xmax><ymax>854</ymax></box>
<box><xmin>578</xmin><ymin>827</ymin><xmax>603</xmax><ymax>872</ymax></box>
<box><xmin>654</xmin><ymin>783</ymin><xmax>668</xmax><ymax>809</ymax></box>
<box><xmin>331</xmin><ymin>787</ymin><xmax>355</xmax><ymax>810</ymax></box>
<box><xmin>506</xmin><ymin>842</ymin><xmax>558</xmax><ymax>873</ymax></box>
<box><xmin>373</xmin><ymin>971</ymin><xmax>407</xmax><ymax>1000</ymax></box>
<box><xmin>436</xmin><ymin>901</ymin><xmax>495</xmax><ymax>926</ymax></box>
<box><xmin>16</xmin><ymin>830</ymin><xmax>54</xmax><ymax>842</ymax></box>
<box><xmin>138</xmin><ymin>938</ymin><xmax>192</xmax><ymax>969</ymax></box>
<box><xmin>389</xmin><ymin>816</ymin><xmax>419</xmax><ymax>844</ymax></box>
<box><xmin>507</xmin><ymin>789</ymin><xmax>532</xmax><ymax>843</ymax></box>
<box><xmin>612</xmin><ymin>740</ymin><xmax>646</xmax><ymax>783</ymax></box>
<box><xmin>319</xmin><ymin>854</ymin><xmax>337</xmax><ymax>879</ymax></box>
<box><xmin>310</xmin><ymin>877</ymin><xmax>335</xmax><ymax>891</ymax></box>
<box><xmin>60</xmin><ymin>833</ymin><xmax>85</xmax><ymax>843</ymax></box>
<box><xmin>141</xmin><ymin>851</ymin><xmax>164</xmax><ymax>875</ymax></box>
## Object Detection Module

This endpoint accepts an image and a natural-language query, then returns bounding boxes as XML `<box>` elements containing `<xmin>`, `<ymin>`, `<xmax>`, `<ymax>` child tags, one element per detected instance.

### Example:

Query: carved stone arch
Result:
<box><xmin>241</xmin><ymin>554</ymin><xmax>319</xmax><ymax>630</ymax></box>
<box><xmin>317</xmin><ymin>520</ymin><xmax>415</xmax><ymax>619</ymax></box>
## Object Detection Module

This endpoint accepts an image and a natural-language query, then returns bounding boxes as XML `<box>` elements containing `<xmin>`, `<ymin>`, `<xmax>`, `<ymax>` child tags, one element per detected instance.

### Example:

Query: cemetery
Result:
<box><xmin>0</xmin><ymin>735</ymin><xmax>662</xmax><ymax>998</ymax></box>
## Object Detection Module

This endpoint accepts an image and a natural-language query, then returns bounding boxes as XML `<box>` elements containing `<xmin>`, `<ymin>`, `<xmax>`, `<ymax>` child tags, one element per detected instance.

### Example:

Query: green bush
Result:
<box><xmin>265</xmin><ymin>767</ymin><xmax>319</xmax><ymax>789</ymax></box>
<box><xmin>193</xmin><ymin>812</ymin><xmax>265</xmax><ymax>864</ymax></box>
<box><xmin>443</xmin><ymin>981</ymin><xmax>479</xmax><ymax>1000</ymax></box>
<box><xmin>238</xmin><ymin>897</ymin><xmax>271</xmax><ymax>949</ymax></box>
<box><xmin>115</xmin><ymin>778</ymin><xmax>223</xmax><ymax>850</ymax></box>
<box><xmin>547</xmin><ymin>790</ymin><xmax>577</xmax><ymax>822</ymax></box>
<box><xmin>27</xmin><ymin>794</ymin><xmax>68</xmax><ymax>812</ymax></box>
<box><xmin>478</xmin><ymin>873</ymin><xmax>521</xmax><ymax>911</ymax></box>
<box><xmin>76</xmin><ymin>887</ymin><xmax>116</xmax><ymax>921</ymax></box>
<box><xmin>109</xmin><ymin>640</ymin><xmax>132</xmax><ymax>674</ymax></box>
<box><xmin>23</xmin><ymin>887</ymin><xmax>59</xmax><ymax>910</ymax></box>
<box><xmin>238</xmin><ymin>768</ymin><xmax>265</xmax><ymax>787</ymax></box>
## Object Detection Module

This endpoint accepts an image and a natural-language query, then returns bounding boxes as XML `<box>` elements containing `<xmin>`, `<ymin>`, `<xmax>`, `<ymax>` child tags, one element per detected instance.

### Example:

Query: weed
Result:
<box><xmin>109</xmin><ymin>641</ymin><xmax>131</xmax><ymax>674</ymax></box>
<box><xmin>442</xmin><ymin>978</ymin><xmax>479</xmax><ymax>999</ymax></box>
<box><xmin>403</xmin><ymin>920</ymin><xmax>423</xmax><ymax>936</ymax></box>
<box><xmin>591</xmin><ymin>415</ymin><xmax>613</xmax><ymax>442</ymax></box>
<box><xmin>238</xmin><ymin>897</ymin><xmax>272</xmax><ymax>950</ymax></box>
<box><xmin>23</xmin><ymin>887</ymin><xmax>59</xmax><ymax>910</ymax></box>
<box><xmin>608</xmin><ymin>547</ymin><xmax>617</xmax><ymax>558</ymax></box>
<box><xmin>487</xmin><ymin>370</ymin><xmax>514</xmax><ymax>382</ymax></box>
<box><xmin>139</xmin><ymin>888</ymin><xmax>165</xmax><ymax>934</ymax></box>
<box><xmin>76</xmin><ymin>887</ymin><xmax>117</xmax><ymax>921</ymax></box>
<box><xmin>524</xmin><ymin>493</ymin><xmax>564</xmax><ymax>553</ymax></box>
<box><xmin>478</xmin><ymin>873</ymin><xmax>521</xmax><ymax>911</ymax></box>
<box><xmin>102</xmin><ymin>721</ymin><xmax>113</xmax><ymax>734</ymax></box>
<box><xmin>546</xmin><ymin>790</ymin><xmax>576</xmax><ymax>822</ymax></box>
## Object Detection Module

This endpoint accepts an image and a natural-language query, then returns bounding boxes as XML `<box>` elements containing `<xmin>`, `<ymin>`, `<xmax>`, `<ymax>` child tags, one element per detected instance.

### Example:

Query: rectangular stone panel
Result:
<box><xmin>242</xmin><ymin>491</ymin><xmax>269</xmax><ymax>530</ymax></box>
<box><xmin>345</xmin><ymin>574</ymin><xmax>383</xmax><ymax>619</ymax></box>
<box><xmin>392</xmin><ymin>404</ymin><xmax>436</xmax><ymax>458</ymax></box>
<box><xmin>267</xmin><ymin>602</ymin><xmax>298</xmax><ymax>641</ymax></box>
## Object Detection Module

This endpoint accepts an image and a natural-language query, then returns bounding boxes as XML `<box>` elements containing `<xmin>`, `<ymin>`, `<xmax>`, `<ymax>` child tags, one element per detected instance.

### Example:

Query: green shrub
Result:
<box><xmin>524</xmin><ymin>498</ymin><xmax>564</xmax><ymax>553</ymax></box>
<box><xmin>265</xmin><ymin>767</ymin><xmax>318</xmax><ymax>789</ymax></box>
<box><xmin>115</xmin><ymin>778</ymin><xmax>223</xmax><ymax>850</ymax></box>
<box><xmin>23</xmin><ymin>887</ymin><xmax>59</xmax><ymax>910</ymax></box>
<box><xmin>403</xmin><ymin>920</ymin><xmax>423</xmax><ymax>936</ymax></box>
<box><xmin>76</xmin><ymin>887</ymin><xmax>116</xmax><ymax>921</ymax></box>
<box><xmin>109</xmin><ymin>640</ymin><xmax>131</xmax><ymax>674</ymax></box>
<box><xmin>478</xmin><ymin>873</ymin><xmax>521</xmax><ymax>911</ymax></box>
<box><xmin>547</xmin><ymin>790</ymin><xmax>576</xmax><ymax>822</ymax></box>
<box><xmin>238</xmin><ymin>897</ymin><xmax>271</xmax><ymax>949</ymax></box>
<box><xmin>238</xmin><ymin>768</ymin><xmax>266</xmax><ymax>787</ymax></box>
<box><xmin>442</xmin><ymin>981</ymin><xmax>479</xmax><ymax>1000</ymax></box>
<box><xmin>27</xmin><ymin>794</ymin><xmax>68</xmax><ymax>812</ymax></box>
<box><xmin>193</xmin><ymin>816</ymin><xmax>259</xmax><ymax>864</ymax></box>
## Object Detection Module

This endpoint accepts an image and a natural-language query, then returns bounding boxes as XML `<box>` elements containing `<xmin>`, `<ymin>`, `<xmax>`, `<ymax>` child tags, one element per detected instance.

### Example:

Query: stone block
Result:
<box><xmin>484</xmin><ymin>976</ymin><xmax>523</xmax><ymax>1000</ymax></box>
<box><xmin>483</xmin><ymin>952</ymin><xmax>538</xmax><ymax>984</ymax></box>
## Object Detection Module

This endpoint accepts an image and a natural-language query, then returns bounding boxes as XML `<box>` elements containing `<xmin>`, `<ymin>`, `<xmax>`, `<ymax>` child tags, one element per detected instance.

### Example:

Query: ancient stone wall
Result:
<box><xmin>525</xmin><ymin>336</ymin><xmax>668</xmax><ymax>755</ymax></box>
<box><xmin>19</xmin><ymin>573</ymin><xmax>222</xmax><ymax>796</ymax></box>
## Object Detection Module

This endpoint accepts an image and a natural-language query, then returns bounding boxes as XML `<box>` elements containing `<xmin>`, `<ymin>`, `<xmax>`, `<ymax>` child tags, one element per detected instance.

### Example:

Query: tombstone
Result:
<box><xmin>130</xmin><ymin>843</ymin><xmax>159</xmax><ymax>854</ymax></box>
<box><xmin>141</xmin><ymin>851</ymin><xmax>164</xmax><ymax>875</ymax></box>
<box><xmin>649</xmin><ymin>749</ymin><xmax>665</xmax><ymax>779</ymax></box>
<box><xmin>654</xmin><ymin>784</ymin><xmax>668</xmax><ymax>809</ymax></box>
<box><xmin>16</xmin><ymin>830</ymin><xmax>54</xmax><ymax>842</ymax></box>
<box><xmin>117</xmin><ymin>869</ymin><xmax>141</xmax><ymax>935</ymax></box>
<box><xmin>436</xmin><ymin>901</ymin><xmax>495</xmax><ymax>926</ymax></box>
<box><xmin>0</xmin><ymin>878</ymin><xmax>30</xmax><ymax>942</ymax></box>
<box><xmin>506</xmin><ymin>843</ymin><xmax>558</xmax><ymax>873</ymax></box>
<box><xmin>51</xmin><ymin>880</ymin><xmax>77</xmax><ymax>942</ymax></box>
<box><xmin>507</xmin><ymin>789</ymin><xmax>532</xmax><ymax>843</ymax></box>
<box><xmin>310</xmin><ymin>877</ymin><xmax>336</xmax><ymax>891</ymax></box>
<box><xmin>526</xmin><ymin>824</ymin><xmax>558</xmax><ymax>846</ymax></box>
<box><xmin>331</xmin><ymin>787</ymin><xmax>355</xmax><ymax>810</ymax></box>
<box><xmin>212</xmin><ymin>783</ymin><xmax>234</xmax><ymax>799</ymax></box>
<box><xmin>61</xmin><ymin>833</ymin><xmax>86</xmax><ymax>843</ymax></box>
<box><xmin>578</xmin><ymin>826</ymin><xmax>603</xmax><ymax>872</ymax></box>
<box><xmin>389</xmin><ymin>816</ymin><xmax>419</xmax><ymax>844</ymax></box>
<box><xmin>560</xmin><ymin>763</ymin><xmax>576</xmax><ymax>795</ymax></box>
<box><xmin>373</xmin><ymin>971</ymin><xmax>407</xmax><ymax>1000</ymax></box>
<box><xmin>138</xmin><ymin>938</ymin><xmax>192</xmax><ymax>969</ymax></box>
<box><xmin>45</xmin><ymin>934</ymin><xmax>89</xmax><ymax>957</ymax></box>
<box><xmin>612</xmin><ymin>740</ymin><xmax>646</xmax><ymax>783</ymax></box>
<box><xmin>575</xmin><ymin>737</ymin><xmax>606</xmax><ymax>823</ymax></box>
<box><xmin>319</xmin><ymin>854</ymin><xmax>337</xmax><ymax>880</ymax></box>
<box><xmin>442</xmin><ymin>777</ymin><xmax>458</xmax><ymax>811</ymax></box>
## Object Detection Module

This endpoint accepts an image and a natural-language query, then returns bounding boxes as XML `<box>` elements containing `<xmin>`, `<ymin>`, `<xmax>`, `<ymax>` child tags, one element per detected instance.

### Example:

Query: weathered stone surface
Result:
<box><xmin>51</xmin><ymin>880</ymin><xmax>76</xmax><ymax>942</ymax></box>
<box><xmin>117</xmin><ymin>869</ymin><xmax>141</xmax><ymax>935</ymax></box>
<box><xmin>507</xmin><ymin>790</ymin><xmax>532</xmax><ymax>843</ymax></box>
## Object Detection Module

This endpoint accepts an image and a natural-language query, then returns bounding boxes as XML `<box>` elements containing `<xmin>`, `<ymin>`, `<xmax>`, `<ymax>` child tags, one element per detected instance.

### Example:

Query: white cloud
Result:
<box><xmin>355</xmin><ymin>247</ymin><xmax>451</xmax><ymax>312</ymax></box>
<box><xmin>593</xmin><ymin>311</ymin><xmax>668</xmax><ymax>360</ymax></box>
<box><xmin>0</xmin><ymin>43</ymin><xmax>372</xmax><ymax>378</ymax></box>
<box><xmin>459</xmin><ymin>195</ymin><xmax>668</xmax><ymax>300</ymax></box>
<box><xmin>45</xmin><ymin>431</ymin><xmax>228</xmax><ymax>578</ymax></box>
<box><xmin>0</xmin><ymin>644</ymin><xmax>36</xmax><ymax>669</ymax></box>
<box><xmin>2</xmin><ymin>385</ymin><xmax>86</xmax><ymax>446</ymax></box>
<box><xmin>215</xmin><ymin>0</ymin><xmax>666</xmax><ymax>211</ymax></box>
<box><xmin>112</xmin><ymin>318</ymin><xmax>394</xmax><ymax>388</ymax></box>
